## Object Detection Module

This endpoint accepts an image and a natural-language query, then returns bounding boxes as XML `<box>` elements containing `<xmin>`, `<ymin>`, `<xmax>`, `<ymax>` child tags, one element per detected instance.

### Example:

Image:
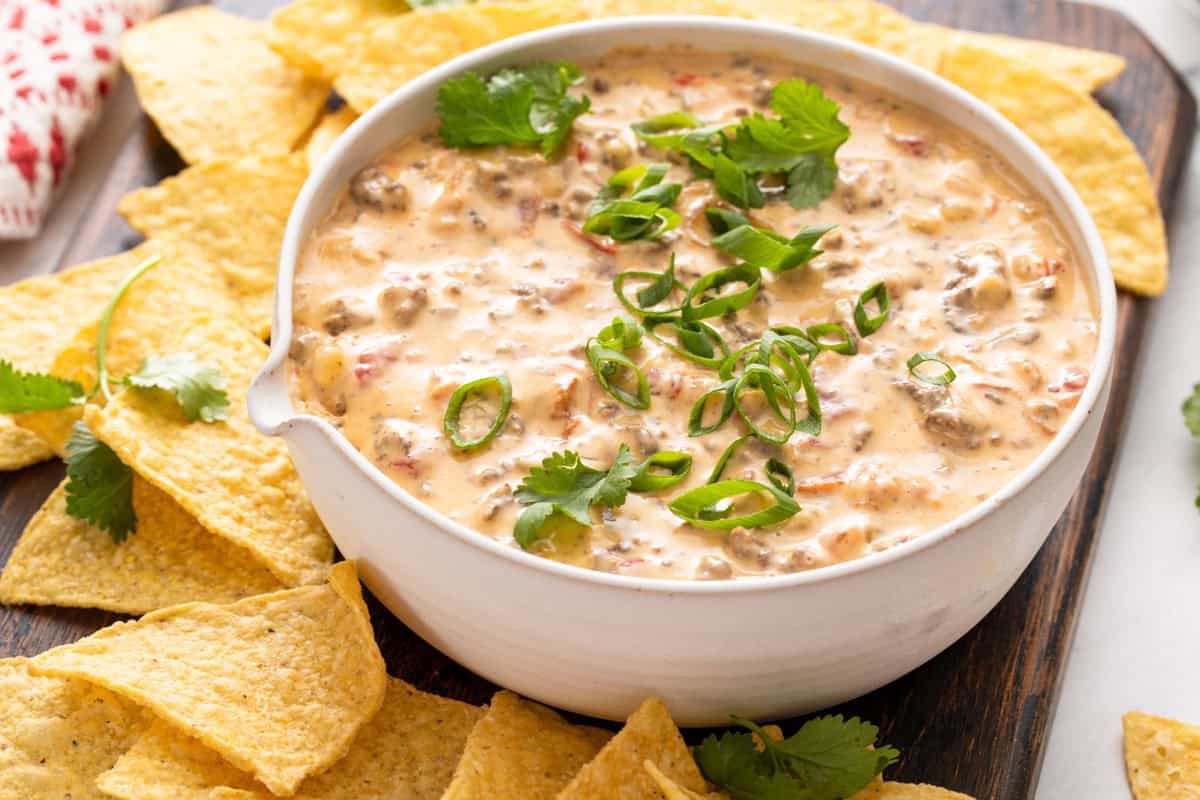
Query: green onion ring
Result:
<box><xmin>586</xmin><ymin>339</ymin><xmax>651</xmax><ymax>409</ymax></box>
<box><xmin>643</xmin><ymin>315</ymin><xmax>730</xmax><ymax>369</ymax></box>
<box><xmin>630</xmin><ymin>451</ymin><xmax>693</xmax><ymax>492</ymax></box>
<box><xmin>443</xmin><ymin>374</ymin><xmax>512</xmax><ymax>450</ymax></box>
<box><xmin>853</xmin><ymin>281</ymin><xmax>890</xmax><ymax>337</ymax></box>
<box><xmin>681</xmin><ymin>264</ymin><xmax>761</xmax><ymax>322</ymax></box>
<box><xmin>765</xmin><ymin>458</ymin><xmax>795</xmax><ymax>495</ymax></box>
<box><xmin>707</xmin><ymin>435</ymin><xmax>752</xmax><ymax>484</ymax></box>
<box><xmin>688</xmin><ymin>379</ymin><xmax>737</xmax><ymax>436</ymax></box>
<box><xmin>806</xmin><ymin>322</ymin><xmax>857</xmax><ymax>355</ymax></box>
<box><xmin>613</xmin><ymin>270</ymin><xmax>686</xmax><ymax>316</ymax></box>
<box><xmin>667</xmin><ymin>479</ymin><xmax>800</xmax><ymax>530</ymax></box>
<box><xmin>907</xmin><ymin>352</ymin><xmax>957</xmax><ymax>386</ymax></box>
<box><xmin>733</xmin><ymin>363</ymin><xmax>797</xmax><ymax>445</ymax></box>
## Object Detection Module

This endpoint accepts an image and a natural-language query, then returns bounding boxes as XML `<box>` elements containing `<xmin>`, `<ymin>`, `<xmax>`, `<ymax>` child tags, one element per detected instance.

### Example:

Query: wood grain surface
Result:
<box><xmin>0</xmin><ymin>2</ymin><xmax>1194</xmax><ymax>798</ymax></box>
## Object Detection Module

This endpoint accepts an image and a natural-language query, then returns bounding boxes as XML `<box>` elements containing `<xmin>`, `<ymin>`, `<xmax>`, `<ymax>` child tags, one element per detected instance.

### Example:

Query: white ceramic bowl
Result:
<box><xmin>249</xmin><ymin>17</ymin><xmax>1116</xmax><ymax>725</ymax></box>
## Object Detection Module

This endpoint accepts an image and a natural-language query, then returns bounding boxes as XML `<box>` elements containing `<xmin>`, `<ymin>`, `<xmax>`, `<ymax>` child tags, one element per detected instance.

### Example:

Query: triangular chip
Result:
<box><xmin>267</xmin><ymin>0</ymin><xmax>406</xmax><ymax>81</ymax></box>
<box><xmin>0</xmin><ymin>417</ymin><xmax>52</xmax><ymax>471</ymax></box>
<box><xmin>644</xmin><ymin>760</ymin><xmax>725</xmax><ymax>800</ymax></box>
<box><xmin>121</xmin><ymin>6</ymin><xmax>328</xmax><ymax>164</ymax></box>
<box><xmin>83</xmin><ymin>318</ymin><xmax>332</xmax><ymax>586</ymax></box>
<box><xmin>333</xmin><ymin>2</ymin><xmax>587</xmax><ymax>113</ymax></box>
<box><xmin>305</xmin><ymin>106</ymin><xmax>359</xmax><ymax>171</ymax></box>
<box><xmin>117</xmin><ymin>154</ymin><xmax>309</xmax><ymax>338</ymax></box>
<box><xmin>96</xmin><ymin>677</ymin><xmax>483</xmax><ymax>800</ymax></box>
<box><xmin>938</xmin><ymin>43</ymin><xmax>1166</xmax><ymax>295</ymax></box>
<box><xmin>558</xmin><ymin>697</ymin><xmax>708</xmax><ymax>799</ymax></box>
<box><xmin>1123</xmin><ymin>710</ymin><xmax>1200</xmax><ymax>799</ymax></box>
<box><xmin>0</xmin><ymin>658</ymin><xmax>144</xmax><ymax>799</ymax></box>
<box><xmin>442</xmin><ymin>690</ymin><xmax>612</xmax><ymax>799</ymax></box>
<box><xmin>15</xmin><ymin>242</ymin><xmax>243</xmax><ymax>455</ymax></box>
<box><xmin>0</xmin><ymin>479</ymin><xmax>282</xmax><ymax>614</ymax></box>
<box><xmin>30</xmin><ymin>563</ymin><xmax>385</xmax><ymax>796</ymax></box>
<box><xmin>955</xmin><ymin>30</ymin><xmax>1124</xmax><ymax>92</ymax></box>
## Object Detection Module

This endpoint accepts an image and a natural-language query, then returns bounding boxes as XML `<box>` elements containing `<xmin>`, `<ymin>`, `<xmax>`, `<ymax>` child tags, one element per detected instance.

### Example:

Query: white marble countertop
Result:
<box><xmin>1038</xmin><ymin>1</ymin><xmax>1200</xmax><ymax>798</ymax></box>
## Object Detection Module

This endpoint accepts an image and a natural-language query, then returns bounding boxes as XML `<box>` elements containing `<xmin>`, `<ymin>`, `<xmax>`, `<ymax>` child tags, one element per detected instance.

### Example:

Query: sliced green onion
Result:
<box><xmin>614</xmin><ymin>267</ymin><xmax>685</xmax><ymax>316</ymax></box>
<box><xmin>733</xmin><ymin>363</ymin><xmax>796</xmax><ymax>445</ymax></box>
<box><xmin>681</xmin><ymin>264</ymin><xmax>760</xmax><ymax>321</ymax></box>
<box><xmin>630</xmin><ymin>451</ymin><xmax>693</xmax><ymax>492</ymax></box>
<box><xmin>443</xmin><ymin>374</ymin><xmax>512</xmax><ymax>450</ymax></box>
<box><xmin>667</xmin><ymin>479</ymin><xmax>799</xmax><ymax>530</ymax></box>
<box><xmin>586</xmin><ymin>339</ymin><xmax>650</xmax><ymax>409</ymax></box>
<box><xmin>853</xmin><ymin>281</ymin><xmax>890</xmax><ymax>337</ymax></box>
<box><xmin>708</xmin><ymin>435</ymin><xmax>751</xmax><ymax>484</ymax></box>
<box><xmin>712</xmin><ymin>152</ymin><xmax>764</xmax><ymax>209</ymax></box>
<box><xmin>806</xmin><ymin>322</ymin><xmax>857</xmax><ymax>355</ymax></box>
<box><xmin>768</xmin><ymin>325</ymin><xmax>820</xmax><ymax>365</ymax></box>
<box><xmin>907</xmin><ymin>352</ymin><xmax>956</xmax><ymax>386</ymax></box>
<box><xmin>765</xmin><ymin>458</ymin><xmax>794</xmax><ymax>495</ymax></box>
<box><xmin>597</xmin><ymin>315</ymin><xmax>642</xmax><ymax>352</ymax></box>
<box><xmin>643</xmin><ymin>315</ymin><xmax>730</xmax><ymax>369</ymax></box>
<box><xmin>712</xmin><ymin>223</ymin><xmax>834</xmax><ymax>273</ymax></box>
<box><xmin>688</xmin><ymin>379</ymin><xmax>737</xmax><ymax>436</ymax></box>
<box><xmin>705</xmin><ymin>206</ymin><xmax>752</xmax><ymax>235</ymax></box>
<box><xmin>584</xmin><ymin>163</ymin><xmax>682</xmax><ymax>241</ymax></box>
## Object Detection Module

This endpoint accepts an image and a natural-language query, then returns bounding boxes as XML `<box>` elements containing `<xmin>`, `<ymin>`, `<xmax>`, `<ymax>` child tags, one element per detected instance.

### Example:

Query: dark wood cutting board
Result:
<box><xmin>0</xmin><ymin>2</ymin><xmax>1193</xmax><ymax>798</ymax></box>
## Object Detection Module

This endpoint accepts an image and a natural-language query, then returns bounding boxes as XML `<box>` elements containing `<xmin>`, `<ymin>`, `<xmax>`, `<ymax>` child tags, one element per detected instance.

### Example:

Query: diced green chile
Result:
<box><xmin>630</xmin><ymin>451</ymin><xmax>693</xmax><ymax>492</ymax></box>
<box><xmin>668</xmin><ymin>479</ymin><xmax>800</xmax><ymax>530</ymax></box>
<box><xmin>443</xmin><ymin>374</ymin><xmax>512</xmax><ymax>450</ymax></box>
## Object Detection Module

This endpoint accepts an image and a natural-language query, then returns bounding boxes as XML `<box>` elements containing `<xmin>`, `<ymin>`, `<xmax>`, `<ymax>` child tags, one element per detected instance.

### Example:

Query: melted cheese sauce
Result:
<box><xmin>289</xmin><ymin>47</ymin><xmax>1098</xmax><ymax>580</ymax></box>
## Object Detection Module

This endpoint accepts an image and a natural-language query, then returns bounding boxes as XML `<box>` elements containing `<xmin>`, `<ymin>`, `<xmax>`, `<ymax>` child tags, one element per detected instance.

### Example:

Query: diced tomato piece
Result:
<box><xmin>575</xmin><ymin>140</ymin><xmax>588</xmax><ymax>162</ymax></box>
<box><xmin>563</xmin><ymin>221</ymin><xmax>617</xmax><ymax>254</ymax></box>
<box><xmin>673</xmin><ymin>72</ymin><xmax>700</xmax><ymax>86</ymax></box>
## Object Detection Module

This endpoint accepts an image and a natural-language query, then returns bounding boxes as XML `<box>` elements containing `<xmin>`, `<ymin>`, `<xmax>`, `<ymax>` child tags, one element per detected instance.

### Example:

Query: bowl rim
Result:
<box><xmin>253</xmin><ymin>15</ymin><xmax>1118</xmax><ymax>596</ymax></box>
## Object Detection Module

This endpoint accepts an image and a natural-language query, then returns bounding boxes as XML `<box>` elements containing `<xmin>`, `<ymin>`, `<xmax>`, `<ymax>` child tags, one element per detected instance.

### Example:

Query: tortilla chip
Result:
<box><xmin>957</xmin><ymin>30</ymin><xmax>1125</xmax><ymax>92</ymax></box>
<box><xmin>96</xmin><ymin>678</ymin><xmax>483</xmax><ymax>800</ymax></box>
<box><xmin>121</xmin><ymin>6</ymin><xmax>328</xmax><ymax>164</ymax></box>
<box><xmin>0</xmin><ymin>417</ymin><xmax>53</xmax><ymax>470</ymax></box>
<box><xmin>15</xmin><ymin>244</ymin><xmax>242</xmax><ymax>455</ymax></box>
<box><xmin>442</xmin><ymin>690</ymin><xmax>612</xmax><ymax>799</ymax></box>
<box><xmin>333</xmin><ymin>2</ymin><xmax>587</xmax><ymax>113</ymax></box>
<box><xmin>559</xmin><ymin>697</ymin><xmax>708</xmax><ymax>799</ymax></box>
<box><xmin>0</xmin><ymin>479</ymin><xmax>283</xmax><ymax>614</ymax></box>
<box><xmin>644</xmin><ymin>760</ymin><xmax>726</xmax><ymax>800</ymax></box>
<box><xmin>83</xmin><ymin>319</ymin><xmax>332</xmax><ymax>587</ymax></box>
<box><xmin>0</xmin><ymin>658</ymin><xmax>144</xmax><ymax>799</ymax></box>
<box><xmin>268</xmin><ymin>0</ymin><xmax>406</xmax><ymax>81</ymax></box>
<box><xmin>938</xmin><ymin>44</ymin><xmax>1167</xmax><ymax>295</ymax></box>
<box><xmin>30</xmin><ymin>563</ymin><xmax>386</xmax><ymax>797</ymax></box>
<box><xmin>305</xmin><ymin>107</ymin><xmax>359</xmax><ymax>170</ymax></box>
<box><xmin>117</xmin><ymin>154</ymin><xmax>308</xmax><ymax>338</ymax></box>
<box><xmin>1123</xmin><ymin>711</ymin><xmax>1200</xmax><ymax>799</ymax></box>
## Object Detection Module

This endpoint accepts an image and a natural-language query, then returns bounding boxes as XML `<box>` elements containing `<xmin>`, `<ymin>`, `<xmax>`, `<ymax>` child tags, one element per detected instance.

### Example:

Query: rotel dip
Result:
<box><xmin>288</xmin><ymin>47</ymin><xmax>1098</xmax><ymax>580</ymax></box>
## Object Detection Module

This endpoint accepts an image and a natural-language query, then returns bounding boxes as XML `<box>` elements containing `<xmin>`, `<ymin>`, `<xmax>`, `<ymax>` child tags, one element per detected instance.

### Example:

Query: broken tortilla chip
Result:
<box><xmin>0</xmin><ymin>479</ymin><xmax>282</xmax><ymax>614</ymax></box>
<box><xmin>267</xmin><ymin>0</ymin><xmax>406</xmax><ymax>82</ymax></box>
<box><xmin>333</xmin><ymin>2</ymin><xmax>587</xmax><ymax>113</ymax></box>
<box><xmin>442</xmin><ymin>690</ymin><xmax>611</xmax><ymax>799</ymax></box>
<box><xmin>15</xmin><ymin>244</ymin><xmax>242</xmax><ymax>455</ymax></box>
<box><xmin>0</xmin><ymin>658</ymin><xmax>144</xmax><ymax>799</ymax></box>
<box><xmin>30</xmin><ymin>563</ymin><xmax>386</xmax><ymax>797</ymax></box>
<box><xmin>938</xmin><ymin>44</ymin><xmax>1166</xmax><ymax>295</ymax></box>
<box><xmin>97</xmin><ymin>677</ymin><xmax>483</xmax><ymax>800</ymax></box>
<box><xmin>1123</xmin><ymin>711</ymin><xmax>1200</xmax><ymax>799</ymax></box>
<box><xmin>305</xmin><ymin>106</ymin><xmax>359</xmax><ymax>170</ymax></box>
<box><xmin>121</xmin><ymin>6</ymin><xmax>328</xmax><ymax>164</ymax></box>
<box><xmin>559</xmin><ymin>697</ymin><xmax>708</xmax><ymax>799</ymax></box>
<box><xmin>83</xmin><ymin>318</ymin><xmax>332</xmax><ymax>587</ymax></box>
<box><xmin>0</xmin><ymin>417</ymin><xmax>53</xmax><ymax>471</ymax></box>
<box><xmin>117</xmin><ymin>154</ymin><xmax>309</xmax><ymax>339</ymax></box>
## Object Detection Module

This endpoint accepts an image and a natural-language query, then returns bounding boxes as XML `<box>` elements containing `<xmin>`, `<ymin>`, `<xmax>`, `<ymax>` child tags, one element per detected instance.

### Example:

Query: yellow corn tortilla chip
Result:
<box><xmin>267</xmin><ymin>0</ymin><xmax>406</xmax><ymax>82</ymax></box>
<box><xmin>1123</xmin><ymin>710</ymin><xmax>1200</xmax><ymax>799</ymax></box>
<box><xmin>15</xmin><ymin>244</ymin><xmax>243</xmax><ymax>455</ymax></box>
<box><xmin>442</xmin><ymin>690</ymin><xmax>612</xmax><ymax>799</ymax></box>
<box><xmin>644</xmin><ymin>760</ymin><xmax>725</xmax><ymax>800</ymax></box>
<box><xmin>117</xmin><ymin>154</ymin><xmax>308</xmax><ymax>339</ymax></box>
<box><xmin>0</xmin><ymin>479</ymin><xmax>282</xmax><ymax>614</ymax></box>
<box><xmin>96</xmin><ymin>677</ymin><xmax>483</xmax><ymax>800</ymax></box>
<box><xmin>334</xmin><ymin>2</ymin><xmax>587</xmax><ymax>113</ymax></box>
<box><xmin>305</xmin><ymin>106</ymin><xmax>359</xmax><ymax>170</ymax></box>
<box><xmin>957</xmin><ymin>30</ymin><xmax>1124</xmax><ymax>93</ymax></box>
<box><xmin>30</xmin><ymin>563</ymin><xmax>386</xmax><ymax>797</ymax></box>
<box><xmin>0</xmin><ymin>417</ymin><xmax>53</xmax><ymax>471</ymax></box>
<box><xmin>559</xmin><ymin>697</ymin><xmax>708</xmax><ymax>799</ymax></box>
<box><xmin>121</xmin><ymin>6</ymin><xmax>328</xmax><ymax>164</ymax></box>
<box><xmin>83</xmin><ymin>318</ymin><xmax>332</xmax><ymax>587</ymax></box>
<box><xmin>938</xmin><ymin>44</ymin><xmax>1167</xmax><ymax>295</ymax></box>
<box><xmin>0</xmin><ymin>657</ymin><xmax>144</xmax><ymax>799</ymax></box>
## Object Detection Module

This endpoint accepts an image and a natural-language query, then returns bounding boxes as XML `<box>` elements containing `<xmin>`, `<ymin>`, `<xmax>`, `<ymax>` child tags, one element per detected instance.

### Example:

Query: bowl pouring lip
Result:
<box><xmin>252</xmin><ymin>15</ymin><xmax>1118</xmax><ymax>596</ymax></box>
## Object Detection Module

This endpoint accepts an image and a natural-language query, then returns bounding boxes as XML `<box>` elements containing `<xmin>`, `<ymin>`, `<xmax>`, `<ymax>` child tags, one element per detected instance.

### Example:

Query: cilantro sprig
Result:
<box><xmin>513</xmin><ymin>444</ymin><xmax>637</xmax><ymax>548</ymax></box>
<box><xmin>1184</xmin><ymin>383</ymin><xmax>1200</xmax><ymax>509</ymax></box>
<box><xmin>64</xmin><ymin>422</ymin><xmax>135</xmax><ymax>542</ymax></box>
<box><xmin>436</xmin><ymin>61</ymin><xmax>590</xmax><ymax>157</ymax></box>
<box><xmin>635</xmin><ymin>80</ymin><xmax>849</xmax><ymax>209</ymax></box>
<box><xmin>695</xmin><ymin>715</ymin><xmax>899</xmax><ymax>800</ymax></box>
<box><xmin>122</xmin><ymin>354</ymin><xmax>229</xmax><ymax>422</ymax></box>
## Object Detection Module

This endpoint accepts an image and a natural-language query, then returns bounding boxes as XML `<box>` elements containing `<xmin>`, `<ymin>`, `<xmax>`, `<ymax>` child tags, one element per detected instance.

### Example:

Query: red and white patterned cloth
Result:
<box><xmin>0</xmin><ymin>0</ymin><xmax>164</xmax><ymax>239</ymax></box>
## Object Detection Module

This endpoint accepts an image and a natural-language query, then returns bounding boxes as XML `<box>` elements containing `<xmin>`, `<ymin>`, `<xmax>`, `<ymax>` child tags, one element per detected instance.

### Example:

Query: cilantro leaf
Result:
<box><xmin>0</xmin><ymin>359</ymin><xmax>84</xmax><ymax>413</ymax></box>
<box><xmin>64</xmin><ymin>422</ymin><xmax>135</xmax><ymax>543</ymax></box>
<box><xmin>785</xmin><ymin>154</ymin><xmax>839</xmax><ymax>210</ymax></box>
<box><xmin>1183</xmin><ymin>383</ymin><xmax>1200</xmax><ymax>438</ymax></box>
<box><xmin>122</xmin><ymin>353</ymin><xmax>230</xmax><ymax>423</ymax></box>
<box><xmin>697</xmin><ymin>715</ymin><xmax>897</xmax><ymax>800</ymax></box>
<box><xmin>436</xmin><ymin>61</ymin><xmax>590</xmax><ymax>157</ymax></box>
<box><xmin>513</xmin><ymin>444</ymin><xmax>637</xmax><ymax>547</ymax></box>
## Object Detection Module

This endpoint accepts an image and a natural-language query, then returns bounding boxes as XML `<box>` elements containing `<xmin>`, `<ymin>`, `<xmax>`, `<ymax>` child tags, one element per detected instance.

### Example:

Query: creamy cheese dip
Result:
<box><xmin>289</xmin><ymin>47</ymin><xmax>1098</xmax><ymax>580</ymax></box>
